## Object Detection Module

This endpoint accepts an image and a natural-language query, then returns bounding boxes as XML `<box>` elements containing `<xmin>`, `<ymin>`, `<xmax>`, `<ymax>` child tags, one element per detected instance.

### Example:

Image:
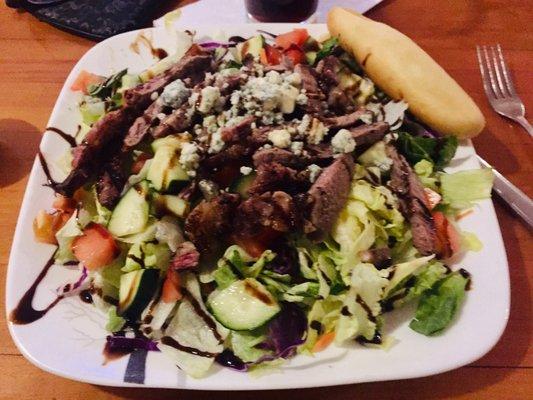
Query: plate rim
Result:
<box><xmin>5</xmin><ymin>23</ymin><xmax>510</xmax><ymax>390</ymax></box>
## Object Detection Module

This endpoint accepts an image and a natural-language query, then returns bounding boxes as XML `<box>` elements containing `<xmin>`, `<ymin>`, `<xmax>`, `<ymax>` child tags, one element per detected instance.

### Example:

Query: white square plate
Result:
<box><xmin>6</xmin><ymin>24</ymin><xmax>510</xmax><ymax>390</ymax></box>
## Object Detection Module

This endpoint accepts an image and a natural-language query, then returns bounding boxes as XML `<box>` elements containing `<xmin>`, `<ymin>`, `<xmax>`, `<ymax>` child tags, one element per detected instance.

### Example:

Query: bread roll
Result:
<box><xmin>327</xmin><ymin>7</ymin><xmax>485</xmax><ymax>139</ymax></box>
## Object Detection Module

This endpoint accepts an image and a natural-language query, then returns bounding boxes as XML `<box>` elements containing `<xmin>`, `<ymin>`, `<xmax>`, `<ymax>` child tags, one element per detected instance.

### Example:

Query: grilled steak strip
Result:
<box><xmin>184</xmin><ymin>192</ymin><xmax>240</xmax><ymax>254</ymax></box>
<box><xmin>248</xmin><ymin>162</ymin><xmax>308</xmax><ymax>196</ymax></box>
<box><xmin>152</xmin><ymin>104</ymin><xmax>192</xmax><ymax>138</ymax></box>
<box><xmin>220</xmin><ymin>116</ymin><xmax>255</xmax><ymax>142</ymax></box>
<box><xmin>294</xmin><ymin>64</ymin><xmax>324</xmax><ymax>115</ymax></box>
<box><xmin>122</xmin><ymin>100</ymin><xmax>166</xmax><ymax>150</ymax></box>
<box><xmin>234</xmin><ymin>191</ymin><xmax>299</xmax><ymax>235</ymax></box>
<box><xmin>323</xmin><ymin>108</ymin><xmax>367</xmax><ymax>130</ymax></box>
<box><xmin>53</xmin><ymin>107</ymin><xmax>136</xmax><ymax>197</ymax></box>
<box><xmin>349</xmin><ymin>122</ymin><xmax>390</xmax><ymax>147</ymax></box>
<box><xmin>96</xmin><ymin>156</ymin><xmax>126</xmax><ymax>209</ymax></box>
<box><xmin>386</xmin><ymin>144</ymin><xmax>437</xmax><ymax>255</ymax></box>
<box><xmin>253</xmin><ymin>147</ymin><xmax>306</xmax><ymax>169</ymax></box>
<box><xmin>123</xmin><ymin>45</ymin><xmax>213</xmax><ymax>110</ymax></box>
<box><xmin>306</xmin><ymin>154</ymin><xmax>355</xmax><ymax>241</ymax></box>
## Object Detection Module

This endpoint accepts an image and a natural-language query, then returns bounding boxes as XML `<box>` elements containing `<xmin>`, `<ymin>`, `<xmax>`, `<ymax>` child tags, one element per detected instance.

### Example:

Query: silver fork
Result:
<box><xmin>476</xmin><ymin>44</ymin><xmax>532</xmax><ymax>137</ymax></box>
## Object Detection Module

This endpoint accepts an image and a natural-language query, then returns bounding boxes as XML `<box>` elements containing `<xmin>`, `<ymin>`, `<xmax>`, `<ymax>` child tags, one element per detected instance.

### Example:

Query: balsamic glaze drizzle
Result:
<box><xmin>45</xmin><ymin>127</ymin><xmax>77</xmax><ymax>148</ymax></box>
<box><xmin>9</xmin><ymin>252</ymin><xmax>63</xmax><ymax>324</ymax></box>
<box><xmin>160</xmin><ymin>336</ymin><xmax>216</xmax><ymax>358</ymax></box>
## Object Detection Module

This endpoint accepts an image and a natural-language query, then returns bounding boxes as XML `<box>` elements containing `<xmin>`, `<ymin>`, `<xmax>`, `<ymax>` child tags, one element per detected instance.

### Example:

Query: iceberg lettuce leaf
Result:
<box><xmin>440</xmin><ymin>169</ymin><xmax>494</xmax><ymax>210</ymax></box>
<box><xmin>410</xmin><ymin>271</ymin><xmax>469</xmax><ymax>336</ymax></box>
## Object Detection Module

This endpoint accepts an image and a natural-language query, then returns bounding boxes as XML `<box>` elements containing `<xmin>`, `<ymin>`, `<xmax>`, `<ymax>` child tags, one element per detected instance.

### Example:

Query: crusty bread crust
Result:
<box><xmin>327</xmin><ymin>7</ymin><xmax>485</xmax><ymax>139</ymax></box>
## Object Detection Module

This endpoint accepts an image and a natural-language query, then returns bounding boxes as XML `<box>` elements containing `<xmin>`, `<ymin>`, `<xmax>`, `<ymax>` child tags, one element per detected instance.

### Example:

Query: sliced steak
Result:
<box><xmin>386</xmin><ymin>144</ymin><xmax>437</xmax><ymax>255</ymax></box>
<box><xmin>306</xmin><ymin>154</ymin><xmax>355</xmax><ymax>241</ymax></box>
<box><xmin>306</xmin><ymin>143</ymin><xmax>334</xmax><ymax>162</ymax></box>
<box><xmin>294</xmin><ymin>64</ymin><xmax>320</xmax><ymax>94</ymax></box>
<box><xmin>221</xmin><ymin>116</ymin><xmax>255</xmax><ymax>142</ymax></box>
<box><xmin>323</xmin><ymin>108</ymin><xmax>366</xmax><ymax>130</ymax></box>
<box><xmin>327</xmin><ymin>86</ymin><xmax>353</xmax><ymax>114</ymax></box>
<box><xmin>215</xmin><ymin>73</ymin><xmax>243</xmax><ymax>95</ymax></box>
<box><xmin>247</xmin><ymin>127</ymin><xmax>272</xmax><ymax>147</ymax></box>
<box><xmin>349</xmin><ymin>122</ymin><xmax>389</xmax><ymax>147</ymax></box>
<box><xmin>360</xmin><ymin>247</ymin><xmax>392</xmax><ymax>269</ymax></box>
<box><xmin>248</xmin><ymin>162</ymin><xmax>308</xmax><ymax>196</ymax></box>
<box><xmin>235</xmin><ymin>191</ymin><xmax>299</xmax><ymax>235</ymax></box>
<box><xmin>294</xmin><ymin>64</ymin><xmax>324</xmax><ymax>115</ymax></box>
<box><xmin>253</xmin><ymin>147</ymin><xmax>305</xmax><ymax>169</ymax></box>
<box><xmin>316</xmin><ymin>55</ymin><xmax>340</xmax><ymax>92</ymax></box>
<box><xmin>122</xmin><ymin>100</ymin><xmax>166</xmax><ymax>150</ymax></box>
<box><xmin>184</xmin><ymin>192</ymin><xmax>239</xmax><ymax>254</ymax></box>
<box><xmin>203</xmin><ymin>144</ymin><xmax>250</xmax><ymax>170</ymax></box>
<box><xmin>170</xmin><ymin>241</ymin><xmax>200</xmax><ymax>271</ymax></box>
<box><xmin>53</xmin><ymin>107</ymin><xmax>136</xmax><ymax>197</ymax></box>
<box><xmin>152</xmin><ymin>105</ymin><xmax>192</xmax><ymax>138</ymax></box>
<box><xmin>96</xmin><ymin>157</ymin><xmax>125</xmax><ymax>209</ymax></box>
<box><xmin>123</xmin><ymin>45</ymin><xmax>213</xmax><ymax>110</ymax></box>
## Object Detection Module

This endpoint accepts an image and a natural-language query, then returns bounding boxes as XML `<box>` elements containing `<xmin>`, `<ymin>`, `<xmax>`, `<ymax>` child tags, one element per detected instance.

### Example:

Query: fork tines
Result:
<box><xmin>476</xmin><ymin>44</ymin><xmax>517</xmax><ymax>100</ymax></box>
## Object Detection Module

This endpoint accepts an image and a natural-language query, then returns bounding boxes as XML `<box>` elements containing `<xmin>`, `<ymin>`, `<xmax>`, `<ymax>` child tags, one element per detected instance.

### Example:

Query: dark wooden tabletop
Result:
<box><xmin>0</xmin><ymin>0</ymin><xmax>531</xmax><ymax>398</ymax></box>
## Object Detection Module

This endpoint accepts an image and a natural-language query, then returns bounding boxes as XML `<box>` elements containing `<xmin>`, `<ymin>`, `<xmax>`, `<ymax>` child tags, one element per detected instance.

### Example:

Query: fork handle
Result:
<box><xmin>477</xmin><ymin>156</ymin><xmax>533</xmax><ymax>229</ymax></box>
<box><xmin>514</xmin><ymin>116</ymin><xmax>533</xmax><ymax>137</ymax></box>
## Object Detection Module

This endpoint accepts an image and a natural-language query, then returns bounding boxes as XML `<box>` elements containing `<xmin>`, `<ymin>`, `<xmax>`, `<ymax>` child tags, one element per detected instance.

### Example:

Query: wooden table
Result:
<box><xmin>0</xmin><ymin>0</ymin><xmax>531</xmax><ymax>398</ymax></box>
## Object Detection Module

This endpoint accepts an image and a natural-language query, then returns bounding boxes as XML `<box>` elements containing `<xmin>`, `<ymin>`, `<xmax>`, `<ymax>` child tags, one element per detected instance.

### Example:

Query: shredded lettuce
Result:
<box><xmin>410</xmin><ymin>271</ymin><xmax>470</xmax><ymax>335</ymax></box>
<box><xmin>122</xmin><ymin>242</ymin><xmax>171</xmax><ymax>272</ymax></box>
<box><xmin>159</xmin><ymin>273</ymin><xmax>227</xmax><ymax>378</ymax></box>
<box><xmin>230</xmin><ymin>331</ymin><xmax>269</xmax><ymax>363</ymax></box>
<box><xmin>105</xmin><ymin>306</ymin><xmax>126</xmax><ymax>332</ymax></box>
<box><xmin>54</xmin><ymin>213</ymin><xmax>82</xmax><ymax>264</ymax></box>
<box><xmin>389</xmin><ymin>262</ymin><xmax>448</xmax><ymax>309</ymax></box>
<box><xmin>301</xmin><ymin>296</ymin><xmax>344</xmax><ymax>353</ymax></box>
<box><xmin>414</xmin><ymin>159</ymin><xmax>439</xmax><ymax>190</ymax></box>
<box><xmin>335</xmin><ymin>263</ymin><xmax>388</xmax><ymax>343</ymax></box>
<box><xmin>384</xmin><ymin>255</ymin><xmax>435</xmax><ymax>298</ymax></box>
<box><xmin>461</xmin><ymin>231</ymin><xmax>483</xmax><ymax>252</ymax></box>
<box><xmin>440</xmin><ymin>169</ymin><xmax>494</xmax><ymax>210</ymax></box>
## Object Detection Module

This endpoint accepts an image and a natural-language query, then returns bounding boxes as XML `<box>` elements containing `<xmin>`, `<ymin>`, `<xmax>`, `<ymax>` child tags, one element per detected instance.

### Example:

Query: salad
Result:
<box><xmin>31</xmin><ymin>28</ymin><xmax>494</xmax><ymax>378</ymax></box>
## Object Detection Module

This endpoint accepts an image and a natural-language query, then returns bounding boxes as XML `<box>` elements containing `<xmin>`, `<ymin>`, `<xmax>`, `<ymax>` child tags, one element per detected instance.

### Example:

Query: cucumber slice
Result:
<box><xmin>154</xmin><ymin>194</ymin><xmax>190</xmax><ymax>218</ymax></box>
<box><xmin>237</xmin><ymin>35</ymin><xmax>265</xmax><ymax>62</ymax></box>
<box><xmin>208</xmin><ymin>278</ymin><xmax>280</xmax><ymax>331</ymax></box>
<box><xmin>108</xmin><ymin>181</ymin><xmax>150</xmax><ymax>237</ymax></box>
<box><xmin>147</xmin><ymin>146</ymin><xmax>189</xmax><ymax>192</ymax></box>
<box><xmin>230</xmin><ymin>172</ymin><xmax>256</xmax><ymax>199</ymax></box>
<box><xmin>151</xmin><ymin>136</ymin><xmax>184</xmax><ymax>152</ymax></box>
<box><xmin>119</xmin><ymin>268</ymin><xmax>159</xmax><ymax>321</ymax></box>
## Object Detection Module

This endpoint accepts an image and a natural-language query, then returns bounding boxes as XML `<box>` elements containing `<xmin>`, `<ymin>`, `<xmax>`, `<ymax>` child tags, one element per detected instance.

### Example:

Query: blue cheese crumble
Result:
<box><xmin>179</xmin><ymin>142</ymin><xmax>200</xmax><ymax>177</ymax></box>
<box><xmin>268</xmin><ymin>129</ymin><xmax>292</xmax><ymax>148</ymax></box>
<box><xmin>331</xmin><ymin>129</ymin><xmax>356</xmax><ymax>153</ymax></box>
<box><xmin>198</xmin><ymin>86</ymin><xmax>221</xmax><ymax>114</ymax></box>
<box><xmin>160</xmin><ymin>79</ymin><xmax>190</xmax><ymax>108</ymax></box>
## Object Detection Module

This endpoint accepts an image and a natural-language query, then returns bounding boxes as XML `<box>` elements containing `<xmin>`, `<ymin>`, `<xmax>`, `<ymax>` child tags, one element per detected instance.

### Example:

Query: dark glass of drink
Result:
<box><xmin>245</xmin><ymin>0</ymin><xmax>319</xmax><ymax>23</ymax></box>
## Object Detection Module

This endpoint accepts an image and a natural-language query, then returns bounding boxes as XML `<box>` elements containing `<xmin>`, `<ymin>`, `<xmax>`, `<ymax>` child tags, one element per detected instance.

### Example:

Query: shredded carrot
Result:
<box><xmin>312</xmin><ymin>332</ymin><xmax>336</xmax><ymax>353</ymax></box>
<box><xmin>456</xmin><ymin>209</ymin><xmax>474</xmax><ymax>221</ymax></box>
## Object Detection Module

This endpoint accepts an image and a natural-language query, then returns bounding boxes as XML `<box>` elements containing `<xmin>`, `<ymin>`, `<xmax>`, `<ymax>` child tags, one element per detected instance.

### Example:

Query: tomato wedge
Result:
<box><xmin>433</xmin><ymin>211</ymin><xmax>461</xmax><ymax>259</ymax></box>
<box><xmin>162</xmin><ymin>269</ymin><xmax>182</xmax><ymax>303</ymax></box>
<box><xmin>71</xmin><ymin>223</ymin><xmax>119</xmax><ymax>270</ymax></box>
<box><xmin>275</xmin><ymin>29</ymin><xmax>309</xmax><ymax>50</ymax></box>
<box><xmin>70</xmin><ymin>70</ymin><xmax>104</xmax><ymax>94</ymax></box>
<box><xmin>232</xmin><ymin>227</ymin><xmax>280</xmax><ymax>258</ymax></box>
<box><xmin>283</xmin><ymin>44</ymin><xmax>306</xmax><ymax>66</ymax></box>
<box><xmin>260</xmin><ymin>44</ymin><xmax>282</xmax><ymax>65</ymax></box>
